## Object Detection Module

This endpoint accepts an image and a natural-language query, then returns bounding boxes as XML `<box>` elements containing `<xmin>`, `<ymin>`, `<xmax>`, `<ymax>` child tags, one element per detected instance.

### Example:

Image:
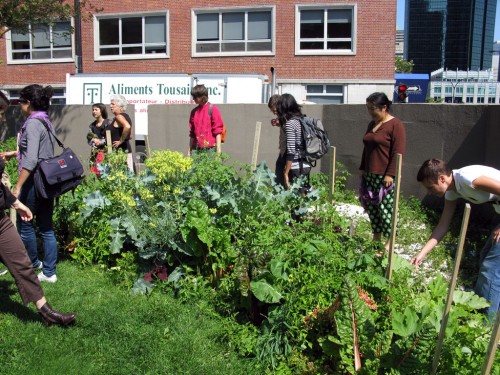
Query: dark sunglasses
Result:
<box><xmin>10</xmin><ymin>99</ymin><xmax>28</xmax><ymax>105</ymax></box>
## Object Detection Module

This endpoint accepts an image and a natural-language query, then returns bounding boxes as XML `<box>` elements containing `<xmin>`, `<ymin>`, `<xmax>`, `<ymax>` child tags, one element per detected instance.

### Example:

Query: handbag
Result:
<box><xmin>33</xmin><ymin>120</ymin><xmax>85</xmax><ymax>199</ymax></box>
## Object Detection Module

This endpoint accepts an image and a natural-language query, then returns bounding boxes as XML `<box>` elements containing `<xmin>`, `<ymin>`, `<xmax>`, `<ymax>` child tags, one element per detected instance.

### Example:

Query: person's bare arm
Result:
<box><xmin>13</xmin><ymin>168</ymin><xmax>31</xmax><ymax>197</ymax></box>
<box><xmin>215</xmin><ymin>134</ymin><xmax>221</xmax><ymax>154</ymax></box>
<box><xmin>410</xmin><ymin>199</ymin><xmax>457</xmax><ymax>269</ymax></box>
<box><xmin>472</xmin><ymin>176</ymin><xmax>500</xmax><ymax>195</ymax></box>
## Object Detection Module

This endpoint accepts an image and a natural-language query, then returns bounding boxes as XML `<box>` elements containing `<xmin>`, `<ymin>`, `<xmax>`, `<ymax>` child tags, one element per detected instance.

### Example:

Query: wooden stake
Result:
<box><xmin>144</xmin><ymin>134</ymin><xmax>151</xmax><ymax>157</ymax></box>
<box><xmin>431</xmin><ymin>203</ymin><xmax>471</xmax><ymax>375</ymax></box>
<box><xmin>481</xmin><ymin>307</ymin><xmax>500</xmax><ymax>374</ymax></box>
<box><xmin>106</xmin><ymin>130</ymin><xmax>112</xmax><ymax>154</ymax></box>
<box><xmin>385</xmin><ymin>153</ymin><xmax>403</xmax><ymax>280</ymax></box>
<box><xmin>251</xmin><ymin>121</ymin><xmax>262</xmax><ymax>171</ymax></box>
<box><xmin>328</xmin><ymin>146</ymin><xmax>336</xmax><ymax>204</ymax></box>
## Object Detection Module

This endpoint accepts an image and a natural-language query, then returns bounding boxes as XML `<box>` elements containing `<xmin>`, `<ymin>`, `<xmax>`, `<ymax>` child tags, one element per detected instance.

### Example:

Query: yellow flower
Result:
<box><xmin>209</xmin><ymin>208</ymin><xmax>217</xmax><ymax>214</ymax></box>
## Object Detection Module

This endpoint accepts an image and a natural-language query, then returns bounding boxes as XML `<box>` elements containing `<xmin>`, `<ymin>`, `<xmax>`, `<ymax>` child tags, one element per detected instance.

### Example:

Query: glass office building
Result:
<box><xmin>405</xmin><ymin>0</ymin><xmax>497</xmax><ymax>74</ymax></box>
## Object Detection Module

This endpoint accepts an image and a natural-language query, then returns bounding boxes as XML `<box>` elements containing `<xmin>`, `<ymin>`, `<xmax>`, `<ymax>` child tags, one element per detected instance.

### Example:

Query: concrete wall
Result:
<box><xmin>2</xmin><ymin>103</ymin><xmax>500</xmax><ymax>200</ymax></box>
<box><xmin>147</xmin><ymin>103</ymin><xmax>500</xmax><ymax>199</ymax></box>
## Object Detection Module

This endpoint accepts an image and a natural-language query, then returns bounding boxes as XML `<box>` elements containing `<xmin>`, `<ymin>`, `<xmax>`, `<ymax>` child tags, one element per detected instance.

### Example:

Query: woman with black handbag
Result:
<box><xmin>0</xmin><ymin>91</ymin><xmax>75</xmax><ymax>326</ymax></box>
<box><xmin>12</xmin><ymin>85</ymin><xmax>59</xmax><ymax>283</ymax></box>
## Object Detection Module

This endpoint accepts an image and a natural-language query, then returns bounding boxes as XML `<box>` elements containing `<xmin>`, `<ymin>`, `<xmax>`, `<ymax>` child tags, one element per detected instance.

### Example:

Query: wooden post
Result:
<box><xmin>431</xmin><ymin>203</ymin><xmax>471</xmax><ymax>375</ymax></box>
<box><xmin>144</xmin><ymin>134</ymin><xmax>151</xmax><ymax>157</ymax></box>
<box><xmin>106</xmin><ymin>130</ymin><xmax>112</xmax><ymax>153</ymax></box>
<box><xmin>385</xmin><ymin>153</ymin><xmax>403</xmax><ymax>280</ymax></box>
<box><xmin>481</xmin><ymin>311</ymin><xmax>500</xmax><ymax>375</ymax></box>
<box><xmin>251</xmin><ymin>121</ymin><xmax>262</xmax><ymax>171</ymax></box>
<box><xmin>328</xmin><ymin>146</ymin><xmax>336</xmax><ymax>204</ymax></box>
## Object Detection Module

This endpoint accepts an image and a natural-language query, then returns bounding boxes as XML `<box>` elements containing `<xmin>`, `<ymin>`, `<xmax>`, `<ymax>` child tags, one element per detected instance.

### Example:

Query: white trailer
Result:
<box><xmin>65</xmin><ymin>73</ymin><xmax>269</xmax><ymax>136</ymax></box>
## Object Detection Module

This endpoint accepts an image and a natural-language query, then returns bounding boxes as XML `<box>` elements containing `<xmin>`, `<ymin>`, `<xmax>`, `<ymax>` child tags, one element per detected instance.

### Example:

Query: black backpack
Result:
<box><xmin>299</xmin><ymin>116</ymin><xmax>331</xmax><ymax>166</ymax></box>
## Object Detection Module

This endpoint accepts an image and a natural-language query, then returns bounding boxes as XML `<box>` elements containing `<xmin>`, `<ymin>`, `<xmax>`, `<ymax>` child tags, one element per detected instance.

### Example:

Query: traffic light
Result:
<box><xmin>398</xmin><ymin>84</ymin><xmax>408</xmax><ymax>103</ymax></box>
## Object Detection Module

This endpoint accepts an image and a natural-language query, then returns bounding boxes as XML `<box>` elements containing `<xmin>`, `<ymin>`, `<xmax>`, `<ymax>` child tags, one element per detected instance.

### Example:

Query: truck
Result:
<box><xmin>65</xmin><ymin>73</ymin><xmax>269</xmax><ymax>137</ymax></box>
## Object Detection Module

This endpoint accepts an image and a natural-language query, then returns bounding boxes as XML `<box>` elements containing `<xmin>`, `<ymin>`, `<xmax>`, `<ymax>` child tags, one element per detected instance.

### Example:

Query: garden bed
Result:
<box><xmin>48</xmin><ymin>149</ymin><xmax>499</xmax><ymax>374</ymax></box>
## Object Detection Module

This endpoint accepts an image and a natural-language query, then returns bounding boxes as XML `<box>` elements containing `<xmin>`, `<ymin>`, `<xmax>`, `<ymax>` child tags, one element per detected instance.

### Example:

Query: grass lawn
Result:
<box><xmin>0</xmin><ymin>261</ymin><xmax>259</xmax><ymax>375</ymax></box>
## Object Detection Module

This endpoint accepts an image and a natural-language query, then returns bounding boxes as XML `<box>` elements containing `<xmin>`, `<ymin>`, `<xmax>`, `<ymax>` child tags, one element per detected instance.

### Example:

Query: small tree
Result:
<box><xmin>0</xmin><ymin>0</ymin><xmax>100</xmax><ymax>39</ymax></box>
<box><xmin>395</xmin><ymin>56</ymin><xmax>414</xmax><ymax>73</ymax></box>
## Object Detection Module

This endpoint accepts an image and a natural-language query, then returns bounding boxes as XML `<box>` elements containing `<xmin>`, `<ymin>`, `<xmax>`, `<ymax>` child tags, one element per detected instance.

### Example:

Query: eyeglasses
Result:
<box><xmin>9</xmin><ymin>99</ymin><xmax>28</xmax><ymax>105</ymax></box>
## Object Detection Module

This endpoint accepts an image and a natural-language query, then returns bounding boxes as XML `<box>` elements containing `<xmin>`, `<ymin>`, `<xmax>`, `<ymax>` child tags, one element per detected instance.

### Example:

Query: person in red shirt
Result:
<box><xmin>359</xmin><ymin>92</ymin><xmax>406</xmax><ymax>251</ymax></box>
<box><xmin>188</xmin><ymin>85</ymin><xmax>224</xmax><ymax>156</ymax></box>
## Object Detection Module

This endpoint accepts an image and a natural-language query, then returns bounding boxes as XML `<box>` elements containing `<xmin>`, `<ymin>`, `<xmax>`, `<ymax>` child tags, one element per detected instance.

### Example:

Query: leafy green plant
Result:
<box><xmin>53</xmin><ymin>148</ymin><xmax>500</xmax><ymax>374</ymax></box>
<box><xmin>0</xmin><ymin>137</ymin><xmax>19</xmax><ymax>187</ymax></box>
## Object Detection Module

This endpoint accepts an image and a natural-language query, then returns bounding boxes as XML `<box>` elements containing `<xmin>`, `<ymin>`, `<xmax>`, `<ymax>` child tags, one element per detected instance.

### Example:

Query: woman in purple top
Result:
<box><xmin>0</xmin><ymin>90</ymin><xmax>75</xmax><ymax>326</ymax></box>
<box><xmin>13</xmin><ymin>85</ymin><xmax>59</xmax><ymax>283</ymax></box>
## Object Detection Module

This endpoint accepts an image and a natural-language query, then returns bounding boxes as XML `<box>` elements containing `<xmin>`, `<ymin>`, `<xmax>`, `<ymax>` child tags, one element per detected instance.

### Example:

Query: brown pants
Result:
<box><xmin>0</xmin><ymin>215</ymin><xmax>44</xmax><ymax>305</ymax></box>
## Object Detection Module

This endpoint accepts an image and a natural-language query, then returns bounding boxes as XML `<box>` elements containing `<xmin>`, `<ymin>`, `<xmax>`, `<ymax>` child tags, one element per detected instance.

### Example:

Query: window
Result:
<box><xmin>296</xmin><ymin>5</ymin><xmax>356</xmax><ymax>55</ymax></box>
<box><xmin>8</xmin><ymin>88</ymin><xmax>66</xmax><ymax>104</ymax></box>
<box><xmin>306</xmin><ymin>84</ymin><xmax>343</xmax><ymax>104</ymax></box>
<box><xmin>455</xmin><ymin>86</ymin><xmax>463</xmax><ymax>95</ymax></box>
<box><xmin>445</xmin><ymin>86</ymin><xmax>452</xmax><ymax>95</ymax></box>
<box><xmin>8</xmin><ymin>21</ymin><xmax>73</xmax><ymax>63</ymax></box>
<box><xmin>434</xmin><ymin>87</ymin><xmax>442</xmax><ymax>95</ymax></box>
<box><xmin>193</xmin><ymin>7</ymin><xmax>274</xmax><ymax>56</ymax></box>
<box><xmin>488</xmin><ymin>86</ymin><xmax>497</xmax><ymax>103</ymax></box>
<box><xmin>96</xmin><ymin>13</ymin><xmax>168</xmax><ymax>60</ymax></box>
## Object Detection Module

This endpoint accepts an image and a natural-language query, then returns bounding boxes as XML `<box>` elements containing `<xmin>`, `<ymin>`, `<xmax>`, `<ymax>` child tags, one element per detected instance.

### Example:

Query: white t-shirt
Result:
<box><xmin>445</xmin><ymin>165</ymin><xmax>500</xmax><ymax>214</ymax></box>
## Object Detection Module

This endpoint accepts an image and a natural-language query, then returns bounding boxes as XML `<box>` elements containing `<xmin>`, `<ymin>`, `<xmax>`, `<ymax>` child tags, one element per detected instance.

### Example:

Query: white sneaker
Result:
<box><xmin>33</xmin><ymin>262</ymin><xmax>43</xmax><ymax>270</ymax></box>
<box><xmin>37</xmin><ymin>273</ymin><xmax>57</xmax><ymax>283</ymax></box>
<box><xmin>0</xmin><ymin>269</ymin><xmax>8</xmax><ymax>276</ymax></box>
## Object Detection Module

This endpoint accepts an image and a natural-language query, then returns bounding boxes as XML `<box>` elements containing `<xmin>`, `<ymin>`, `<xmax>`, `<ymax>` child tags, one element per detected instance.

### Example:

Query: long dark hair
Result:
<box><xmin>277</xmin><ymin>93</ymin><xmax>302</xmax><ymax>126</ymax></box>
<box><xmin>19</xmin><ymin>84</ymin><xmax>53</xmax><ymax>112</ymax></box>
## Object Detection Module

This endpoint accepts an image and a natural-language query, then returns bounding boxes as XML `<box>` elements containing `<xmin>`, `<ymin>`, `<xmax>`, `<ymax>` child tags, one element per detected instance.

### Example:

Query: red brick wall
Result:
<box><xmin>0</xmin><ymin>0</ymin><xmax>396</xmax><ymax>87</ymax></box>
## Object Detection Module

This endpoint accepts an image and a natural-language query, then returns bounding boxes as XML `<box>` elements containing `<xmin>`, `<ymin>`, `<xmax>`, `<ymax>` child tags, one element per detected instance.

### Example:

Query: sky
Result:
<box><xmin>397</xmin><ymin>0</ymin><xmax>500</xmax><ymax>40</ymax></box>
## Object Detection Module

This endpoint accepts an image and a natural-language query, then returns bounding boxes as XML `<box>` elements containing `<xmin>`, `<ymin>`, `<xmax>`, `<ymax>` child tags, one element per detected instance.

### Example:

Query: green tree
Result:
<box><xmin>0</xmin><ymin>0</ymin><xmax>100</xmax><ymax>39</ymax></box>
<box><xmin>395</xmin><ymin>56</ymin><xmax>414</xmax><ymax>73</ymax></box>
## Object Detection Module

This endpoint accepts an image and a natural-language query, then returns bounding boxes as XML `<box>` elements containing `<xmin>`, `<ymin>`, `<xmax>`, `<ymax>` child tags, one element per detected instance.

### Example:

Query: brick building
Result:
<box><xmin>0</xmin><ymin>0</ymin><xmax>396</xmax><ymax>104</ymax></box>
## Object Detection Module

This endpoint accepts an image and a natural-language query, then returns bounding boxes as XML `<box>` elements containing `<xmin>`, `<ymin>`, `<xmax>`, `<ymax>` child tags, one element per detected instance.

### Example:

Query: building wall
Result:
<box><xmin>0</xmin><ymin>0</ymin><xmax>397</xmax><ymax>104</ymax></box>
<box><xmin>493</xmin><ymin>41</ymin><xmax>500</xmax><ymax>81</ymax></box>
<box><xmin>406</xmin><ymin>0</ymin><xmax>496</xmax><ymax>74</ymax></box>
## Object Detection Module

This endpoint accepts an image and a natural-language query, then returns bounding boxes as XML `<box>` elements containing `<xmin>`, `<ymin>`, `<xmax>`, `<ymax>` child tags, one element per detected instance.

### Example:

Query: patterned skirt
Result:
<box><xmin>364</xmin><ymin>173</ymin><xmax>394</xmax><ymax>237</ymax></box>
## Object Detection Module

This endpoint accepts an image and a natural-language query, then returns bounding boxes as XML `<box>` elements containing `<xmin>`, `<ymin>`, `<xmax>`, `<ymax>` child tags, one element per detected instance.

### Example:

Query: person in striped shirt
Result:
<box><xmin>276</xmin><ymin>93</ymin><xmax>311</xmax><ymax>193</ymax></box>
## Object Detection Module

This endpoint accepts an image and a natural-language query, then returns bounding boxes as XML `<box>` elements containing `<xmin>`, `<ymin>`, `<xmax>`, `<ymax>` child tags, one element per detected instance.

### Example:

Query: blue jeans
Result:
<box><xmin>474</xmin><ymin>231</ymin><xmax>500</xmax><ymax>322</ymax></box>
<box><xmin>17</xmin><ymin>176</ymin><xmax>57</xmax><ymax>277</ymax></box>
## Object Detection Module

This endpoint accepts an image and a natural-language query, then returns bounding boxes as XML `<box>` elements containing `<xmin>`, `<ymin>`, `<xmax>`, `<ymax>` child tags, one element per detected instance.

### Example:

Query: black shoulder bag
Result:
<box><xmin>33</xmin><ymin>120</ymin><xmax>85</xmax><ymax>199</ymax></box>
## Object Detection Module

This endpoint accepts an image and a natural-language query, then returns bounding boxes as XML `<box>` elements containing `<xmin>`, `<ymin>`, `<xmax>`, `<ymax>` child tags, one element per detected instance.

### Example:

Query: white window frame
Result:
<box><xmin>6</xmin><ymin>20</ymin><xmax>75</xmax><ymax>64</ymax></box>
<box><xmin>295</xmin><ymin>4</ymin><xmax>356</xmax><ymax>56</ymax></box>
<box><xmin>192</xmin><ymin>6</ymin><xmax>275</xmax><ymax>57</ymax></box>
<box><xmin>94</xmin><ymin>11</ymin><xmax>169</xmax><ymax>61</ymax></box>
<box><xmin>305</xmin><ymin>84</ymin><xmax>344</xmax><ymax>103</ymax></box>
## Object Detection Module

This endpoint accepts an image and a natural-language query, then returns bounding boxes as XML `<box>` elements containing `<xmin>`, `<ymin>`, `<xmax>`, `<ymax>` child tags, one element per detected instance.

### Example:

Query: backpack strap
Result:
<box><xmin>208</xmin><ymin>103</ymin><xmax>213</xmax><ymax>119</ymax></box>
<box><xmin>38</xmin><ymin>119</ymin><xmax>65</xmax><ymax>149</ymax></box>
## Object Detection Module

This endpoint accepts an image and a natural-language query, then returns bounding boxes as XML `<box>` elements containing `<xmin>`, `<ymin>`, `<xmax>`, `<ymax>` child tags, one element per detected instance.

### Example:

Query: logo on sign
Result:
<box><xmin>59</xmin><ymin>159</ymin><xmax>67</xmax><ymax>169</ymax></box>
<box><xmin>83</xmin><ymin>83</ymin><xmax>102</xmax><ymax>104</ymax></box>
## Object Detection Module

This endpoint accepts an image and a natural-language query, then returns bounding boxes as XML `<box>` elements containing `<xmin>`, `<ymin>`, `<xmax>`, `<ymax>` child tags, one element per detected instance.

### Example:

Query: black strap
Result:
<box><xmin>37</xmin><ymin>119</ymin><xmax>64</xmax><ymax>149</ymax></box>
